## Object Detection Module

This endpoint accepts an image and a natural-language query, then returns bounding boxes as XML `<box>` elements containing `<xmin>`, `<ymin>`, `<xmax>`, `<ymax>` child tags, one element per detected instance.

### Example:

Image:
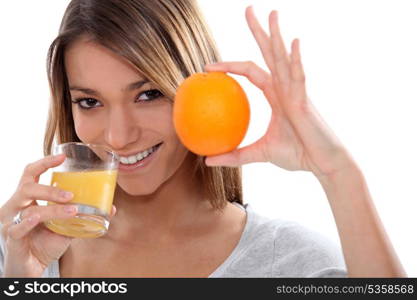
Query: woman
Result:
<box><xmin>0</xmin><ymin>0</ymin><xmax>405</xmax><ymax>277</ymax></box>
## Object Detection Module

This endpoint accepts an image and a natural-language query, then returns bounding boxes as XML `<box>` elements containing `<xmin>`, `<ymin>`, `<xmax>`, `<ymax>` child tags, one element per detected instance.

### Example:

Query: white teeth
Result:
<box><xmin>120</xmin><ymin>144</ymin><xmax>159</xmax><ymax>165</ymax></box>
<box><xmin>128</xmin><ymin>156</ymin><xmax>137</xmax><ymax>164</ymax></box>
<box><xmin>136</xmin><ymin>152</ymin><xmax>144</xmax><ymax>161</ymax></box>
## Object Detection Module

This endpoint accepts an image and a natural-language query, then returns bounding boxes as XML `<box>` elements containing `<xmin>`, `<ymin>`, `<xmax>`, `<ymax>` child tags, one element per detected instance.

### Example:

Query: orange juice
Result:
<box><xmin>44</xmin><ymin>169</ymin><xmax>118</xmax><ymax>238</ymax></box>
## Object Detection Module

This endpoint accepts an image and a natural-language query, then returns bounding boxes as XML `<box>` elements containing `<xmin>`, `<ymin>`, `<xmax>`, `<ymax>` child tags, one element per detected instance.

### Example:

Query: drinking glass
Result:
<box><xmin>44</xmin><ymin>142</ymin><xmax>119</xmax><ymax>238</ymax></box>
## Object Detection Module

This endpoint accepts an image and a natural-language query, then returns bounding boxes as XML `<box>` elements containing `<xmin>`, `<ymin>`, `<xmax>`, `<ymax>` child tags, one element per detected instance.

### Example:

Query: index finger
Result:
<box><xmin>269</xmin><ymin>10</ymin><xmax>291</xmax><ymax>84</ymax></box>
<box><xmin>21</xmin><ymin>154</ymin><xmax>66</xmax><ymax>183</ymax></box>
<box><xmin>245</xmin><ymin>6</ymin><xmax>275</xmax><ymax>73</ymax></box>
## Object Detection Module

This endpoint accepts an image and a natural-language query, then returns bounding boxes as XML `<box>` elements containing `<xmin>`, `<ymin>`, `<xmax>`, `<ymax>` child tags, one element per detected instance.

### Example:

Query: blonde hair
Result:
<box><xmin>44</xmin><ymin>0</ymin><xmax>243</xmax><ymax>209</ymax></box>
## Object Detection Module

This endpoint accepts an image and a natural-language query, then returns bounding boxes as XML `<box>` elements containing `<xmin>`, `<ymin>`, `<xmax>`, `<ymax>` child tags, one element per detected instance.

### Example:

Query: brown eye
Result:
<box><xmin>72</xmin><ymin>98</ymin><xmax>102</xmax><ymax>109</ymax></box>
<box><xmin>136</xmin><ymin>89</ymin><xmax>163</xmax><ymax>102</ymax></box>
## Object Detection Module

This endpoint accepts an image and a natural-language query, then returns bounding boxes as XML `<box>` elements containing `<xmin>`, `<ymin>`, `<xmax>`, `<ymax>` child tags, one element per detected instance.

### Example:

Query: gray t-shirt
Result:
<box><xmin>0</xmin><ymin>202</ymin><xmax>347</xmax><ymax>277</ymax></box>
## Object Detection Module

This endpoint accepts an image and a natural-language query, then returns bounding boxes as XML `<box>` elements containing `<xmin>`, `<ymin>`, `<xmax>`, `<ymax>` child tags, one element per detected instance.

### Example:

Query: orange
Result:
<box><xmin>173</xmin><ymin>72</ymin><xmax>250</xmax><ymax>156</ymax></box>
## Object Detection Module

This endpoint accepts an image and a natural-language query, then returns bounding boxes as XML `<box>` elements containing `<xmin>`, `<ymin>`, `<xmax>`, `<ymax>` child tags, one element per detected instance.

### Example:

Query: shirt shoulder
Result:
<box><xmin>268</xmin><ymin>218</ymin><xmax>347</xmax><ymax>277</ymax></box>
<box><xmin>213</xmin><ymin>203</ymin><xmax>347</xmax><ymax>277</ymax></box>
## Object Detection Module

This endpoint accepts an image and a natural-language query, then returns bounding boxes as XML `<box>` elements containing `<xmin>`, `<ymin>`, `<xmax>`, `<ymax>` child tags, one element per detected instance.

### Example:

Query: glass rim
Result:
<box><xmin>54</xmin><ymin>142</ymin><xmax>119</xmax><ymax>161</ymax></box>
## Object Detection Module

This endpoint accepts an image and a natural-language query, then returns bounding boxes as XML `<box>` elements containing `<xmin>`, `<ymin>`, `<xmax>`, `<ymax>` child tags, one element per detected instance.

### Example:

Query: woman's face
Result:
<box><xmin>64</xmin><ymin>37</ymin><xmax>190</xmax><ymax>195</ymax></box>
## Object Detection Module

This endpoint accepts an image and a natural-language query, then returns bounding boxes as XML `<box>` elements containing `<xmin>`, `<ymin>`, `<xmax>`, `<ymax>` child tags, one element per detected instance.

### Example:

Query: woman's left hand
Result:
<box><xmin>204</xmin><ymin>6</ymin><xmax>355</xmax><ymax>179</ymax></box>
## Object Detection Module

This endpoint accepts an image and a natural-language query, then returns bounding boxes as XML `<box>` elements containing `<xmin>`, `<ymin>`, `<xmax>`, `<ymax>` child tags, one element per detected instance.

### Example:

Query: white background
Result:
<box><xmin>0</xmin><ymin>0</ymin><xmax>416</xmax><ymax>276</ymax></box>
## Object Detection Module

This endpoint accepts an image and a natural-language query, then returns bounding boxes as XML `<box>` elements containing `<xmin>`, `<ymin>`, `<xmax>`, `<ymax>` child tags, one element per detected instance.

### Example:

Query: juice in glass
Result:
<box><xmin>44</xmin><ymin>170</ymin><xmax>117</xmax><ymax>238</ymax></box>
<box><xmin>43</xmin><ymin>142</ymin><xmax>119</xmax><ymax>238</ymax></box>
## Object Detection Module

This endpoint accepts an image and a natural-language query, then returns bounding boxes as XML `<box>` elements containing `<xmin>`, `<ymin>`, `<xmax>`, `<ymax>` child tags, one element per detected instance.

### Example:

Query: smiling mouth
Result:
<box><xmin>118</xmin><ymin>142</ymin><xmax>163</xmax><ymax>166</ymax></box>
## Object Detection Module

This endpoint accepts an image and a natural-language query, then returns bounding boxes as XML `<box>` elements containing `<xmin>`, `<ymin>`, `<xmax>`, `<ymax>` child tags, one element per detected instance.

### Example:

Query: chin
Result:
<box><xmin>116</xmin><ymin>180</ymin><xmax>160</xmax><ymax>196</ymax></box>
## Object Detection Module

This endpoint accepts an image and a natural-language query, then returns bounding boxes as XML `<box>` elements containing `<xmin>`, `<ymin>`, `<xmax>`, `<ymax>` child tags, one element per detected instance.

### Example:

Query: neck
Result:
<box><xmin>106</xmin><ymin>153</ymin><xmax>212</xmax><ymax>243</ymax></box>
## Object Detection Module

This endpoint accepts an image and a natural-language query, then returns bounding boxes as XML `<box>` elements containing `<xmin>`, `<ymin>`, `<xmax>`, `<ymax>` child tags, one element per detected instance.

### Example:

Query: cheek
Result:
<box><xmin>156</xmin><ymin>108</ymin><xmax>187</xmax><ymax>151</ymax></box>
<box><xmin>72</xmin><ymin>111</ymin><xmax>101</xmax><ymax>142</ymax></box>
<box><xmin>155</xmin><ymin>104</ymin><xmax>178</xmax><ymax>140</ymax></box>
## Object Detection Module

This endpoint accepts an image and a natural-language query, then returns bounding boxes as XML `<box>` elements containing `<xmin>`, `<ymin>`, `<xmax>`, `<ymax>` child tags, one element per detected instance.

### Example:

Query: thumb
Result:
<box><xmin>205</xmin><ymin>150</ymin><xmax>242</xmax><ymax>167</ymax></box>
<box><xmin>205</xmin><ymin>140</ymin><xmax>266</xmax><ymax>167</ymax></box>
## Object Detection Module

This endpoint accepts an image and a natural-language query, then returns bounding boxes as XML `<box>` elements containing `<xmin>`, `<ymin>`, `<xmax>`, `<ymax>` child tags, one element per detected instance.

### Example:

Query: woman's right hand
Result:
<box><xmin>0</xmin><ymin>154</ymin><xmax>79</xmax><ymax>277</ymax></box>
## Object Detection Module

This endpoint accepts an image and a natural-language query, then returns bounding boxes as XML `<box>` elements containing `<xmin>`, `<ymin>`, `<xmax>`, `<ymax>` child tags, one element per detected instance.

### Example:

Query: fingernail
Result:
<box><xmin>60</xmin><ymin>191</ymin><xmax>73</xmax><ymax>200</ymax></box>
<box><xmin>64</xmin><ymin>205</ymin><xmax>77</xmax><ymax>213</ymax></box>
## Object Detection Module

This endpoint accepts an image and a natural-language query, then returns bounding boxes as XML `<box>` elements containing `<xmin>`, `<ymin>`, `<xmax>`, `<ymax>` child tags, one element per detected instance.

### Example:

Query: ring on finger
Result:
<box><xmin>12</xmin><ymin>210</ymin><xmax>23</xmax><ymax>225</ymax></box>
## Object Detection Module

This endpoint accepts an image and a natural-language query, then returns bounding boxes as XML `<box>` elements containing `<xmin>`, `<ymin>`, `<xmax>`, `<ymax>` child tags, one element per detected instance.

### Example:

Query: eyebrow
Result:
<box><xmin>69</xmin><ymin>79</ymin><xmax>149</xmax><ymax>96</ymax></box>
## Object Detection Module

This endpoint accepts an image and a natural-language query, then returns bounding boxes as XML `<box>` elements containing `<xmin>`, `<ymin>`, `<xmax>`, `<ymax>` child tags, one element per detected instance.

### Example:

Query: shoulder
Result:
<box><xmin>266</xmin><ymin>218</ymin><xmax>347</xmax><ymax>277</ymax></box>
<box><xmin>221</xmin><ymin>203</ymin><xmax>347</xmax><ymax>277</ymax></box>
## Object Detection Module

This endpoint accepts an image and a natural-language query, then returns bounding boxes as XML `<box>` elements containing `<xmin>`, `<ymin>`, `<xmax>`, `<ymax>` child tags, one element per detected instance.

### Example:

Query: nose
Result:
<box><xmin>104</xmin><ymin>106</ymin><xmax>139</xmax><ymax>150</ymax></box>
